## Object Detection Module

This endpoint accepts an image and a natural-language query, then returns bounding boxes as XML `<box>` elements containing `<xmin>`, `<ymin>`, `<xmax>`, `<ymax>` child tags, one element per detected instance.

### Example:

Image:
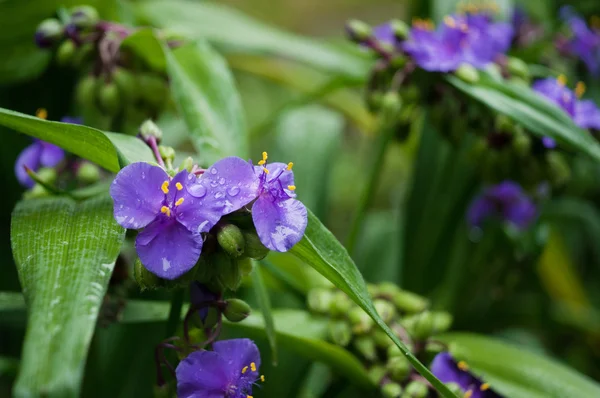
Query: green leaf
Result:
<box><xmin>11</xmin><ymin>195</ymin><xmax>125</xmax><ymax>397</ymax></box>
<box><xmin>135</xmin><ymin>0</ymin><xmax>371</xmax><ymax>79</ymax></box>
<box><xmin>439</xmin><ymin>333</ymin><xmax>600</xmax><ymax>398</ymax></box>
<box><xmin>251</xmin><ymin>262</ymin><xmax>278</xmax><ymax>365</ymax></box>
<box><xmin>120</xmin><ymin>28</ymin><xmax>166</xmax><ymax>72</ymax></box>
<box><xmin>289</xmin><ymin>210</ymin><xmax>458</xmax><ymax>397</ymax></box>
<box><xmin>447</xmin><ymin>76</ymin><xmax>600</xmax><ymax>163</ymax></box>
<box><xmin>166</xmin><ymin>41</ymin><xmax>249</xmax><ymax>164</ymax></box>
<box><xmin>0</xmin><ymin>107</ymin><xmax>154</xmax><ymax>172</ymax></box>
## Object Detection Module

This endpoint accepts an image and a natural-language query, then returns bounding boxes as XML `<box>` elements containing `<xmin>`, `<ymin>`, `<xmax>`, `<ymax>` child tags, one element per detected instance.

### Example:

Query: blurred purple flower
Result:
<box><xmin>110</xmin><ymin>157</ymin><xmax>258</xmax><ymax>279</ymax></box>
<box><xmin>403</xmin><ymin>22</ymin><xmax>466</xmax><ymax>72</ymax></box>
<box><xmin>15</xmin><ymin>140</ymin><xmax>65</xmax><ymax>188</ymax></box>
<box><xmin>431</xmin><ymin>352</ymin><xmax>499</xmax><ymax>398</ymax></box>
<box><xmin>467</xmin><ymin>181</ymin><xmax>537</xmax><ymax>230</ymax></box>
<box><xmin>511</xmin><ymin>6</ymin><xmax>544</xmax><ymax>48</ymax></box>
<box><xmin>190</xmin><ymin>282</ymin><xmax>219</xmax><ymax>322</ymax></box>
<box><xmin>176</xmin><ymin>338</ymin><xmax>261</xmax><ymax>398</ymax></box>
<box><xmin>560</xmin><ymin>6</ymin><xmax>600</xmax><ymax>75</ymax></box>
<box><xmin>372</xmin><ymin>23</ymin><xmax>397</xmax><ymax>48</ymax></box>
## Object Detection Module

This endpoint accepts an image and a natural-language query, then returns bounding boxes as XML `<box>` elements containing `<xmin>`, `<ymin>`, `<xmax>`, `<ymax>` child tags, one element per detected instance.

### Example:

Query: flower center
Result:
<box><xmin>256</xmin><ymin>151</ymin><xmax>296</xmax><ymax>197</ymax></box>
<box><xmin>159</xmin><ymin>179</ymin><xmax>185</xmax><ymax>218</ymax></box>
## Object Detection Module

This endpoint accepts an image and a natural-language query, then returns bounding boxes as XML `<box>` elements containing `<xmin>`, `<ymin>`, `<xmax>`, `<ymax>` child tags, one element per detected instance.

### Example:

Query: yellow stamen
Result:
<box><xmin>160</xmin><ymin>206</ymin><xmax>171</xmax><ymax>217</ymax></box>
<box><xmin>260</xmin><ymin>375</ymin><xmax>265</xmax><ymax>382</ymax></box>
<box><xmin>176</xmin><ymin>182</ymin><xmax>183</xmax><ymax>191</ymax></box>
<box><xmin>250</xmin><ymin>362</ymin><xmax>256</xmax><ymax>372</ymax></box>
<box><xmin>258</xmin><ymin>160</ymin><xmax>266</xmax><ymax>166</ymax></box>
<box><xmin>175</xmin><ymin>198</ymin><xmax>184</xmax><ymax>206</ymax></box>
<box><xmin>247</xmin><ymin>396</ymin><xmax>253</xmax><ymax>398</ymax></box>
<box><xmin>262</xmin><ymin>167</ymin><xmax>269</xmax><ymax>174</ymax></box>
<box><xmin>480</xmin><ymin>383</ymin><xmax>490</xmax><ymax>391</ymax></box>
<box><xmin>576</xmin><ymin>81</ymin><xmax>586</xmax><ymax>98</ymax></box>
<box><xmin>161</xmin><ymin>181</ymin><xmax>169</xmax><ymax>194</ymax></box>
<box><xmin>36</xmin><ymin>108</ymin><xmax>48</xmax><ymax>120</ymax></box>
<box><xmin>457</xmin><ymin>361</ymin><xmax>469</xmax><ymax>371</ymax></box>
<box><xmin>262</xmin><ymin>151</ymin><xmax>268</xmax><ymax>161</ymax></box>
<box><xmin>286</xmin><ymin>162</ymin><xmax>293</xmax><ymax>171</ymax></box>
<box><xmin>557</xmin><ymin>74</ymin><xmax>567</xmax><ymax>87</ymax></box>
<box><xmin>241</xmin><ymin>366</ymin><xmax>248</xmax><ymax>374</ymax></box>
<box><xmin>287</xmin><ymin>185</ymin><xmax>296</xmax><ymax>191</ymax></box>
<box><xmin>444</xmin><ymin>16</ymin><xmax>456</xmax><ymax>28</ymax></box>
<box><xmin>464</xmin><ymin>390</ymin><xmax>473</xmax><ymax>398</ymax></box>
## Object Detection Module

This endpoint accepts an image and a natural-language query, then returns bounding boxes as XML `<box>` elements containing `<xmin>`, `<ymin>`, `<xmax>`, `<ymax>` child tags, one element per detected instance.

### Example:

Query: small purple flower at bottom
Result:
<box><xmin>431</xmin><ymin>352</ymin><xmax>499</xmax><ymax>398</ymax></box>
<box><xmin>110</xmin><ymin>157</ymin><xmax>259</xmax><ymax>279</ymax></box>
<box><xmin>251</xmin><ymin>152</ymin><xmax>308</xmax><ymax>252</ymax></box>
<box><xmin>190</xmin><ymin>282</ymin><xmax>219</xmax><ymax>323</ymax></box>
<box><xmin>467</xmin><ymin>181</ymin><xmax>537</xmax><ymax>230</ymax></box>
<box><xmin>176</xmin><ymin>338</ymin><xmax>262</xmax><ymax>398</ymax></box>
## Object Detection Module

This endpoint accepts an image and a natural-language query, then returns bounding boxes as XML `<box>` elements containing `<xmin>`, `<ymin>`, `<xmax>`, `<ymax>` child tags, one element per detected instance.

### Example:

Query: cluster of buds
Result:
<box><xmin>308</xmin><ymin>282</ymin><xmax>455</xmax><ymax>397</ymax></box>
<box><xmin>34</xmin><ymin>6</ymin><xmax>174</xmax><ymax>132</ymax></box>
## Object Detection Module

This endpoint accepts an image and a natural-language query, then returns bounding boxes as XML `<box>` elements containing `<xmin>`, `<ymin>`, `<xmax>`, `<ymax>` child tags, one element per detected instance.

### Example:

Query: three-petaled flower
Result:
<box><xmin>431</xmin><ymin>352</ymin><xmax>498</xmax><ymax>398</ymax></box>
<box><xmin>559</xmin><ymin>7</ymin><xmax>600</xmax><ymax>76</ymax></box>
<box><xmin>176</xmin><ymin>338</ymin><xmax>262</xmax><ymax>398</ymax></box>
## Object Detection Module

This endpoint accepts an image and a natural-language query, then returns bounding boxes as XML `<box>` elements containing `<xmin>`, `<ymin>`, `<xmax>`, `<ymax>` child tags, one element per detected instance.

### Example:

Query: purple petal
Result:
<box><xmin>575</xmin><ymin>100</ymin><xmax>600</xmax><ymax>130</ymax></box>
<box><xmin>255</xmin><ymin>162</ymin><xmax>297</xmax><ymax>198</ymax></box>
<box><xmin>190</xmin><ymin>282</ymin><xmax>219</xmax><ymax>322</ymax></box>
<box><xmin>372</xmin><ymin>23</ymin><xmax>396</xmax><ymax>47</ymax></box>
<box><xmin>430</xmin><ymin>352</ymin><xmax>473</xmax><ymax>391</ymax></box>
<box><xmin>176</xmin><ymin>350</ymin><xmax>230</xmax><ymax>398</ymax></box>
<box><xmin>60</xmin><ymin>116</ymin><xmax>83</xmax><ymax>125</ymax></box>
<box><xmin>467</xmin><ymin>196</ymin><xmax>495</xmax><ymax>227</ymax></box>
<box><xmin>39</xmin><ymin>142</ymin><xmax>65</xmax><ymax>167</ymax></box>
<box><xmin>252</xmin><ymin>194</ymin><xmax>307</xmax><ymax>252</ymax></box>
<box><xmin>503</xmin><ymin>199</ymin><xmax>537</xmax><ymax>230</ymax></box>
<box><xmin>110</xmin><ymin>162</ymin><xmax>168</xmax><ymax>230</ymax></box>
<box><xmin>542</xmin><ymin>137</ymin><xmax>556</xmax><ymax>149</ymax></box>
<box><xmin>15</xmin><ymin>142</ymin><xmax>42</xmax><ymax>187</ymax></box>
<box><xmin>486</xmin><ymin>181</ymin><xmax>523</xmax><ymax>202</ymax></box>
<box><xmin>135</xmin><ymin>218</ymin><xmax>203</xmax><ymax>279</ymax></box>
<box><xmin>532</xmin><ymin>78</ymin><xmax>576</xmax><ymax>116</ymax></box>
<box><xmin>213</xmin><ymin>338</ymin><xmax>261</xmax><ymax>381</ymax></box>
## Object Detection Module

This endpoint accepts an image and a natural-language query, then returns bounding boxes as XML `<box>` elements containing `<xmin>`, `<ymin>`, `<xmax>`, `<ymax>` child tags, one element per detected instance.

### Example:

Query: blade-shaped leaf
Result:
<box><xmin>0</xmin><ymin>107</ymin><xmax>154</xmax><ymax>172</ymax></box>
<box><xmin>251</xmin><ymin>262</ymin><xmax>278</xmax><ymax>365</ymax></box>
<box><xmin>439</xmin><ymin>333</ymin><xmax>600</xmax><ymax>398</ymax></box>
<box><xmin>166</xmin><ymin>41</ymin><xmax>249</xmax><ymax>164</ymax></box>
<box><xmin>135</xmin><ymin>0</ymin><xmax>371</xmax><ymax>79</ymax></box>
<box><xmin>11</xmin><ymin>195</ymin><xmax>125</xmax><ymax>397</ymax></box>
<box><xmin>289</xmin><ymin>209</ymin><xmax>458</xmax><ymax>397</ymax></box>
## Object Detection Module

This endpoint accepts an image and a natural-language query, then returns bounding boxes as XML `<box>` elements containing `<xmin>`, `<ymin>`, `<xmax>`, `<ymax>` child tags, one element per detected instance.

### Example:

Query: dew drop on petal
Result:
<box><xmin>214</xmin><ymin>192</ymin><xmax>224</xmax><ymax>199</ymax></box>
<box><xmin>187</xmin><ymin>183</ymin><xmax>207</xmax><ymax>198</ymax></box>
<box><xmin>218</xmin><ymin>177</ymin><xmax>225</xmax><ymax>185</ymax></box>
<box><xmin>210</xmin><ymin>168</ymin><xmax>217</xmax><ymax>175</ymax></box>
<box><xmin>210</xmin><ymin>181</ymin><xmax>219</xmax><ymax>188</ymax></box>
<box><xmin>187</xmin><ymin>173</ymin><xmax>194</xmax><ymax>181</ymax></box>
<box><xmin>227</xmin><ymin>186</ymin><xmax>240</xmax><ymax>197</ymax></box>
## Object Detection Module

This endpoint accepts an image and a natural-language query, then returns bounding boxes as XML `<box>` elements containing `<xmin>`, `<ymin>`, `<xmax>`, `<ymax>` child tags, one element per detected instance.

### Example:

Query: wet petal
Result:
<box><xmin>213</xmin><ymin>338</ymin><xmax>261</xmax><ymax>381</ymax></box>
<box><xmin>15</xmin><ymin>142</ymin><xmax>42</xmax><ymax>188</ymax></box>
<box><xmin>39</xmin><ymin>142</ymin><xmax>65</xmax><ymax>167</ymax></box>
<box><xmin>252</xmin><ymin>194</ymin><xmax>307</xmax><ymax>252</ymax></box>
<box><xmin>430</xmin><ymin>352</ymin><xmax>473</xmax><ymax>391</ymax></box>
<box><xmin>135</xmin><ymin>218</ymin><xmax>203</xmax><ymax>280</ymax></box>
<box><xmin>255</xmin><ymin>162</ymin><xmax>297</xmax><ymax>198</ymax></box>
<box><xmin>110</xmin><ymin>162</ymin><xmax>167</xmax><ymax>229</ymax></box>
<box><xmin>575</xmin><ymin>100</ymin><xmax>600</xmax><ymax>130</ymax></box>
<box><xmin>176</xmin><ymin>350</ymin><xmax>230</xmax><ymax>398</ymax></box>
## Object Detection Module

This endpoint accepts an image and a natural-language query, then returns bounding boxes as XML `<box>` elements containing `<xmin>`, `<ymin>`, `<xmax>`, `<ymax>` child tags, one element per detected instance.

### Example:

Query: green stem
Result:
<box><xmin>165</xmin><ymin>289</ymin><xmax>185</xmax><ymax>337</ymax></box>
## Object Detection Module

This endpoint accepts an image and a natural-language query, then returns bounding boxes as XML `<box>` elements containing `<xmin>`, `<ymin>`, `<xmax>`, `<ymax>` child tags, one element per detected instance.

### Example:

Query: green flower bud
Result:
<box><xmin>35</xmin><ymin>19</ymin><xmax>64</xmax><ymax>48</ymax></box>
<box><xmin>179</xmin><ymin>156</ymin><xmax>195</xmax><ymax>172</ymax></box>
<box><xmin>444</xmin><ymin>382</ymin><xmax>464</xmax><ymax>396</ymax></box>
<box><xmin>215</xmin><ymin>252</ymin><xmax>242</xmax><ymax>291</ymax></box>
<box><xmin>402</xmin><ymin>381</ymin><xmax>428</xmax><ymax>398</ymax></box>
<box><xmin>307</xmin><ymin>288</ymin><xmax>334</xmax><ymax>314</ymax></box>
<box><xmin>367</xmin><ymin>365</ymin><xmax>386</xmax><ymax>386</ymax></box>
<box><xmin>507</xmin><ymin>56</ymin><xmax>530</xmax><ymax>80</ymax></box>
<box><xmin>374</xmin><ymin>299</ymin><xmax>396</xmax><ymax>323</ymax></box>
<box><xmin>402</xmin><ymin>311</ymin><xmax>435</xmax><ymax>340</ymax></box>
<box><xmin>223</xmin><ymin>298</ymin><xmax>251</xmax><ymax>322</ymax></box>
<box><xmin>139</xmin><ymin>119</ymin><xmax>163</xmax><ymax>142</ymax></box>
<box><xmin>382</xmin><ymin>382</ymin><xmax>403</xmax><ymax>398</ymax></box>
<box><xmin>345</xmin><ymin>19</ymin><xmax>372</xmax><ymax>43</ymax></box>
<box><xmin>513</xmin><ymin>129</ymin><xmax>531</xmax><ymax>157</ymax></box>
<box><xmin>70</xmin><ymin>6</ymin><xmax>99</xmax><ymax>29</ymax></box>
<box><xmin>217</xmin><ymin>223</ymin><xmax>245</xmax><ymax>258</ymax></box>
<box><xmin>98</xmin><ymin>82</ymin><xmax>121</xmax><ymax>116</ymax></box>
<box><xmin>353</xmin><ymin>336</ymin><xmax>377</xmax><ymax>361</ymax></box>
<box><xmin>72</xmin><ymin>43</ymin><xmax>94</xmax><ymax>68</ymax></box>
<box><xmin>112</xmin><ymin>67</ymin><xmax>138</xmax><ymax>103</ymax></box>
<box><xmin>328</xmin><ymin>320</ymin><xmax>352</xmax><ymax>346</ymax></box>
<box><xmin>387</xmin><ymin>355</ymin><xmax>411</xmax><ymax>382</ymax></box>
<box><xmin>134</xmin><ymin>258</ymin><xmax>161</xmax><ymax>290</ymax></box>
<box><xmin>390</xmin><ymin>19</ymin><xmax>409</xmax><ymax>40</ymax></box>
<box><xmin>36</xmin><ymin>167</ymin><xmax>58</xmax><ymax>183</ymax></box>
<box><xmin>376</xmin><ymin>282</ymin><xmax>399</xmax><ymax>298</ymax></box>
<box><xmin>495</xmin><ymin>114</ymin><xmax>515</xmax><ymax>133</ymax></box>
<box><xmin>76</xmin><ymin>75</ymin><xmax>98</xmax><ymax>108</ymax></box>
<box><xmin>76</xmin><ymin>162</ymin><xmax>101</xmax><ymax>184</ymax></box>
<box><xmin>329</xmin><ymin>291</ymin><xmax>353</xmax><ymax>317</ymax></box>
<box><xmin>23</xmin><ymin>184</ymin><xmax>50</xmax><ymax>199</ymax></box>
<box><xmin>348</xmin><ymin>307</ymin><xmax>374</xmax><ymax>334</ymax></box>
<box><xmin>158</xmin><ymin>145</ymin><xmax>176</xmax><ymax>164</ymax></box>
<box><xmin>455</xmin><ymin>63</ymin><xmax>480</xmax><ymax>84</ymax></box>
<box><xmin>387</xmin><ymin>342</ymin><xmax>414</xmax><ymax>359</ymax></box>
<box><xmin>373</xmin><ymin>328</ymin><xmax>393</xmax><ymax>349</ymax></box>
<box><xmin>546</xmin><ymin>152</ymin><xmax>571</xmax><ymax>186</ymax></box>
<box><xmin>138</xmin><ymin>73</ymin><xmax>169</xmax><ymax>109</ymax></box>
<box><xmin>381</xmin><ymin>91</ymin><xmax>403</xmax><ymax>116</ymax></box>
<box><xmin>242</xmin><ymin>230</ymin><xmax>269</xmax><ymax>260</ymax></box>
<box><xmin>431</xmin><ymin>311</ymin><xmax>453</xmax><ymax>334</ymax></box>
<box><xmin>56</xmin><ymin>40</ymin><xmax>76</xmax><ymax>66</ymax></box>
<box><xmin>392</xmin><ymin>290</ymin><xmax>429</xmax><ymax>313</ymax></box>
<box><xmin>238</xmin><ymin>257</ymin><xmax>254</xmax><ymax>277</ymax></box>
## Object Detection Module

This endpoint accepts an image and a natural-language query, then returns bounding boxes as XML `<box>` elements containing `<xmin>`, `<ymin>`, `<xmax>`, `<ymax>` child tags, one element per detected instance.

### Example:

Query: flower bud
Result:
<box><xmin>307</xmin><ymin>288</ymin><xmax>334</xmax><ymax>314</ymax></box>
<box><xmin>431</xmin><ymin>311</ymin><xmax>453</xmax><ymax>334</ymax></box>
<box><xmin>72</xmin><ymin>43</ymin><xmax>94</xmax><ymax>68</ymax></box>
<box><xmin>507</xmin><ymin>56</ymin><xmax>529</xmax><ymax>80</ymax></box>
<box><xmin>179</xmin><ymin>156</ymin><xmax>195</xmax><ymax>172</ymax></box>
<box><xmin>242</xmin><ymin>230</ymin><xmax>270</xmax><ymax>260</ymax></box>
<box><xmin>455</xmin><ymin>63</ymin><xmax>480</xmax><ymax>84</ymax></box>
<box><xmin>112</xmin><ymin>67</ymin><xmax>138</xmax><ymax>104</ymax></box>
<box><xmin>56</xmin><ymin>40</ymin><xmax>76</xmax><ymax>66</ymax></box>
<box><xmin>373</xmin><ymin>328</ymin><xmax>393</xmax><ymax>349</ymax></box>
<box><xmin>35</xmin><ymin>19</ymin><xmax>63</xmax><ymax>48</ymax></box>
<box><xmin>70</xmin><ymin>6</ymin><xmax>99</xmax><ymax>29</ymax></box>
<box><xmin>392</xmin><ymin>290</ymin><xmax>428</xmax><ymax>313</ymax></box>
<box><xmin>387</xmin><ymin>341</ymin><xmax>414</xmax><ymax>359</ymax></box>
<box><xmin>328</xmin><ymin>320</ymin><xmax>352</xmax><ymax>346</ymax></box>
<box><xmin>367</xmin><ymin>365</ymin><xmax>386</xmax><ymax>386</ymax></box>
<box><xmin>387</xmin><ymin>355</ymin><xmax>411</xmax><ymax>382</ymax></box>
<box><xmin>134</xmin><ymin>258</ymin><xmax>161</xmax><ymax>290</ymax></box>
<box><xmin>390</xmin><ymin>19</ymin><xmax>409</xmax><ymax>40</ymax></box>
<box><xmin>139</xmin><ymin>119</ymin><xmax>163</xmax><ymax>142</ymax></box>
<box><xmin>223</xmin><ymin>298</ymin><xmax>251</xmax><ymax>322</ymax></box>
<box><xmin>381</xmin><ymin>92</ymin><xmax>403</xmax><ymax>121</ymax></box>
<box><xmin>402</xmin><ymin>381</ymin><xmax>428</xmax><ymax>398</ymax></box>
<box><xmin>217</xmin><ymin>223</ymin><xmax>245</xmax><ymax>258</ymax></box>
<box><xmin>345</xmin><ymin>19</ymin><xmax>372</xmax><ymax>43</ymax></box>
<box><xmin>329</xmin><ymin>291</ymin><xmax>352</xmax><ymax>317</ymax></box>
<box><xmin>76</xmin><ymin>75</ymin><xmax>98</xmax><ymax>108</ymax></box>
<box><xmin>98</xmin><ymin>82</ymin><xmax>121</xmax><ymax>116</ymax></box>
<box><xmin>402</xmin><ymin>311</ymin><xmax>434</xmax><ymax>340</ymax></box>
<box><xmin>382</xmin><ymin>382</ymin><xmax>403</xmax><ymax>398</ymax></box>
<box><xmin>374</xmin><ymin>299</ymin><xmax>396</xmax><ymax>323</ymax></box>
<box><xmin>348</xmin><ymin>307</ymin><xmax>374</xmax><ymax>334</ymax></box>
<box><xmin>353</xmin><ymin>336</ymin><xmax>377</xmax><ymax>361</ymax></box>
<box><xmin>214</xmin><ymin>252</ymin><xmax>242</xmax><ymax>291</ymax></box>
<box><xmin>158</xmin><ymin>145</ymin><xmax>175</xmax><ymax>164</ymax></box>
<box><xmin>76</xmin><ymin>161</ymin><xmax>101</xmax><ymax>184</ymax></box>
<box><xmin>36</xmin><ymin>167</ymin><xmax>58</xmax><ymax>183</ymax></box>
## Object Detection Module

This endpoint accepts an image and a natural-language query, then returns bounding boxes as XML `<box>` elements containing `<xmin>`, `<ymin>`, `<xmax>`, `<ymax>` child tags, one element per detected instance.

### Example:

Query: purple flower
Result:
<box><xmin>190</xmin><ymin>282</ymin><xmax>219</xmax><ymax>322</ymax></box>
<box><xmin>458</xmin><ymin>13</ymin><xmax>513</xmax><ymax>69</ymax></box>
<box><xmin>60</xmin><ymin>116</ymin><xmax>83</xmax><ymax>125</ymax></box>
<box><xmin>431</xmin><ymin>352</ymin><xmax>499</xmax><ymax>398</ymax></box>
<box><xmin>575</xmin><ymin>100</ymin><xmax>600</xmax><ymax>130</ymax></box>
<box><xmin>560</xmin><ymin>6</ymin><xmax>600</xmax><ymax>75</ymax></box>
<box><xmin>467</xmin><ymin>181</ymin><xmax>537</xmax><ymax>230</ymax></box>
<box><xmin>110</xmin><ymin>157</ymin><xmax>259</xmax><ymax>279</ymax></box>
<box><xmin>403</xmin><ymin>21</ymin><xmax>466</xmax><ymax>72</ymax></box>
<box><xmin>372</xmin><ymin>23</ymin><xmax>397</xmax><ymax>48</ymax></box>
<box><xmin>15</xmin><ymin>140</ymin><xmax>65</xmax><ymax>188</ymax></box>
<box><xmin>176</xmin><ymin>338</ymin><xmax>262</xmax><ymax>398</ymax></box>
<box><xmin>251</xmin><ymin>152</ymin><xmax>308</xmax><ymax>252</ymax></box>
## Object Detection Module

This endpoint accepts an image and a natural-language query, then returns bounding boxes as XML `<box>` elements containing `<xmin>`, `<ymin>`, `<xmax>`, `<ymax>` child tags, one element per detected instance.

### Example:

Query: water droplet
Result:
<box><xmin>187</xmin><ymin>173</ymin><xmax>195</xmax><ymax>181</ymax></box>
<box><xmin>210</xmin><ymin>181</ymin><xmax>218</xmax><ymax>188</ymax></box>
<box><xmin>210</xmin><ymin>168</ymin><xmax>217</xmax><ymax>175</ymax></box>
<box><xmin>218</xmin><ymin>177</ymin><xmax>225</xmax><ymax>185</ymax></box>
<box><xmin>141</xmin><ymin>172</ymin><xmax>146</xmax><ymax>179</ymax></box>
<box><xmin>214</xmin><ymin>192</ymin><xmax>224</xmax><ymax>199</ymax></box>
<box><xmin>227</xmin><ymin>186</ymin><xmax>240</xmax><ymax>197</ymax></box>
<box><xmin>187</xmin><ymin>184</ymin><xmax>206</xmax><ymax>198</ymax></box>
